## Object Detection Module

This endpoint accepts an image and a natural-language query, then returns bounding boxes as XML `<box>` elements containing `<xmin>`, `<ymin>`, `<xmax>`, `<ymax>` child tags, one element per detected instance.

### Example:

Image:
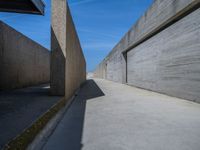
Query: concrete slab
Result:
<box><xmin>0</xmin><ymin>84</ymin><xmax>61</xmax><ymax>149</ymax></box>
<box><xmin>42</xmin><ymin>79</ymin><xmax>200</xmax><ymax>150</ymax></box>
<box><xmin>0</xmin><ymin>0</ymin><xmax>45</xmax><ymax>15</ymax></box>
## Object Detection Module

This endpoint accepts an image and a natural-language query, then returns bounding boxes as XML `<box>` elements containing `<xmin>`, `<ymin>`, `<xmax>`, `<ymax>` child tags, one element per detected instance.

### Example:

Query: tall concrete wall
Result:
<box><xmin>0</xmin><ymin>21</ymin><xmax>50</xmax><ymax>90</ymax></box>
<box><xmin>51</xmin><ymin>0</ymin><xmax>86</xmax><ymax>98</ymax></box>
<box><xmin>94</xmin><ymin>0</ymin><xmax>200</xmax><ymax>103</ymax></box>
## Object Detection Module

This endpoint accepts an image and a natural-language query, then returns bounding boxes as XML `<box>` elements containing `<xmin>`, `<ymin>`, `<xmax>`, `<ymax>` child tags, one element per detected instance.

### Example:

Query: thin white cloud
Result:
<box><xmin>70</xmin><ymin>0</ymin><xmax>97</xmax><ymax>6</ymax></box>
<box><xmin>78</xmin><ymin>29</ymin><xmax>120</xmax><ymax>39</ymax></box>
<box><xmin>82</xmin><ymin>42</ymin><xmax>116</xmax><ymax>50</ymax></box>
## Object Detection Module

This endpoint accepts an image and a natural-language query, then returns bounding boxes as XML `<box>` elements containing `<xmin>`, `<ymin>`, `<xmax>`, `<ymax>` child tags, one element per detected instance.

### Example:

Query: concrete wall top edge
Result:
<box><xmin>66</xmin><ymin>3</ymin><xmax>86</xmax><ymax>65</ymax></box>
<box><xmin>31</xmin><ymin>0</ymin><xmax>45</xmax><ymax>15</ymax></box>
<box><xmin>96</xmin><ymin>0</ymin><xmax>199</xmax><ymax>68</ymax></box>
<box><xmin>0</xmin><ymin>21</ymin><xmax>49</xmax><ymax>52</ymax></box>
<box><xmin>0</xmin><ymin>0</ymin><xmax>45</xmax><ymax>15</ymax></box>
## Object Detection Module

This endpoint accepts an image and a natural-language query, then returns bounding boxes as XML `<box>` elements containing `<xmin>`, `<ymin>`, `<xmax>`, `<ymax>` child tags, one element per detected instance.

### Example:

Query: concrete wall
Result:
<box><xmin>94</xmin><ymin>61</ymin><xmax>107</xmax><ymax>79</ymax></box>
<box><xmin>0</xmin><ymin>21</ymin><xmax>50</xmax><ymax>90</ymax></box>
<box><xmin>94</xmin><ymin>0</ymin><xmax>200</xmax><ymax>102</ymax></box>
<box><xmin>51</xmin><ymin>0</ymin><xmax>86</xmax><ymax>99</ymax></box>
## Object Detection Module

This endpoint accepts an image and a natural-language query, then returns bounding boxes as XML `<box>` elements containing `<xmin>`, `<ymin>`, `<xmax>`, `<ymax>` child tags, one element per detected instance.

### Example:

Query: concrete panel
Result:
<box><xmin>65</xmin><ymin>4</ymin><xmax>86</xmax><ymax>99</ymax></box>
<box><xmin>106</xmin><ymin>49</ymin><xmax>123</xmax><ymax>83</ymax></box>
<box><xmin>51</xmin><ymin>0</ymin><xmax>86</xmax><ymax>98</ymax></box>
<box><xmin>94</xmin><ymin>42</ymin><xmax>127</xmax><ymax>83</ymax></box>
<box><xmin>94</xmin><ymin>61</ymin><xmax>107</xmax><ymax>79</ymax></box>
<box><xmin>0</xmin><ymin>0</ymin><xmax>45</xmax><ymax>15</ymax></box>
<box><xmin>127</xmin><ymin>8</ymin><xmax>200</xmax><ymax>102</ymax></box>
<box><xmin>0</xmin><ymin>21</ymin><xmax>50</xmax><ymax>90</ymax></box>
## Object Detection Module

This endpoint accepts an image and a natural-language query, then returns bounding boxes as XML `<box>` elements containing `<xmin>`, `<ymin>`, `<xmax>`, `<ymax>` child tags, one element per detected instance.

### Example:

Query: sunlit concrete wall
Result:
<box><xmin>94</xmin><ymin>60</ymin><xmax>107</xmax><ymax>79</ymax></box>
<box><xmin>51</xmin><ymin>0</ymin><xmax>86</xmax><ymax>98</ymax></box>
<box><xmin>94</xmin><ymin>0</ymin><xmax>200</xmax><ymax>102</ymax></box>
<box><xmin>0</xmin><ymin>21</ymin><xmax>50</xmax><ymax>90</ymax></box>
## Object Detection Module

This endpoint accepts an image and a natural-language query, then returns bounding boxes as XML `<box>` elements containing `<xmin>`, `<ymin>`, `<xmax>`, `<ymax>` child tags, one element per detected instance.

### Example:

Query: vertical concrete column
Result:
<box><xmin>50</xmin><ymin>0</ymin><xmax>67</xmax><ymax>96</ymax></box>
<box><xmin>51</xmin><ymin>0</ymin><xmax>86</xmax><ymax>97</ymax></box>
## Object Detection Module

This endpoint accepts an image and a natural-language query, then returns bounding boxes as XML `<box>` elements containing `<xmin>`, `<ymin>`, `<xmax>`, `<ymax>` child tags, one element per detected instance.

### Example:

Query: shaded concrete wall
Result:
<box><xmin>94</xmin><ymin>0</ymin><xmax>200</xmax><ymax>102</ymax></box>
<box><xmin>51</xmin><ymin>0</ymin><xmax>86</xmax><ymax>98</ymax></box>
<box><xmin>0</xmin><ymin>21</ymin><xmax>50</xmax><ymax>90</ymax></box>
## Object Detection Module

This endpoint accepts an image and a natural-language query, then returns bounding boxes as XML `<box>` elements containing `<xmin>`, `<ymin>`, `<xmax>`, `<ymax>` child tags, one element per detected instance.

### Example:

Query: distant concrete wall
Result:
<box><xmin>0</xmin><ymin>21</ymin><xmax>50</xmax><ymax>90</ymax></box>
<box><xmin>94</xmin><ymin>0</ymin><xmax>200</xmax><ymax>102</ymax></box>
<box><xmin>51</xmin><ymin>0</ymin><xmax>86</xmax><ymax>98</ymax></box>
<box><xmin>94</xmin><ymin>61</ymin><xmax>107</xmax><ymax>79</ymax></box>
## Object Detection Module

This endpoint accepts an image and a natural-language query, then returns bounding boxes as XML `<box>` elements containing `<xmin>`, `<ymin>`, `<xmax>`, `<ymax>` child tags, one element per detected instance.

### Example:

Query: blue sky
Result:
<box><xmin>0</xmin><ymin>0</ymin><xmax>153</xmax><ymax>71</ymax></box>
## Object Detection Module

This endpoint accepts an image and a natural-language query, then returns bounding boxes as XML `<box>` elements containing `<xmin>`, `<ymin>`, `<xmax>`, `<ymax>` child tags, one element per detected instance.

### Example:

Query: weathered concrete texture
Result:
<box><xmin>42</xmin><ymin>79</ymin><xmax>200</xmax><ymax>150</ymax></box>
<box><xmin>94</xmin><ymin>0</ymin><xmax>200</xmax><ymax>102</ymax></box>
<box><xmin>127</xmin><ymin>8</ymin><xmax>200</xmax><ymax>102</ymax></box>
<box><xmin>50</xmin><ymin>0</ymin><xmax>86</xmax><ymax>98</ymax></box>
<box><xmin>0</xmin><ymin>21</ymin><xmax>50</xmax><ymax>90</ymax></box>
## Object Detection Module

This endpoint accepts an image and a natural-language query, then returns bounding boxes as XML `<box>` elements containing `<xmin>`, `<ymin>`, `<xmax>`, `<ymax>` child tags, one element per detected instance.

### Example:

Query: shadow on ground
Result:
<box><xmin>0</xmin><ymin>84</ymin><xmax>61</xmax><ymax>148</ymax></box>
<box><xmin>43</xmin><ymin>79</ymin><xmax>105</xmax><ymax>150</ymax></box>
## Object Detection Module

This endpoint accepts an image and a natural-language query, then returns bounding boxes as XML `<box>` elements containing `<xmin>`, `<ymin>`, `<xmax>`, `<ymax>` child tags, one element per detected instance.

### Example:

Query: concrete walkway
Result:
<box><xmin>42</xmin><ymin>79</ymin><xmax>200</xmax><ymax>150</ymax></box>
<box><xmin>0</xmin><ymin>84</ymin><xmax>61</xmax><ymax>148</ymax></box>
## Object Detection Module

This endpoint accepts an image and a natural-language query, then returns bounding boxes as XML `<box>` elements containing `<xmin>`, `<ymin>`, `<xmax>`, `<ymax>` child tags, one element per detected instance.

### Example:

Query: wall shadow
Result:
<box><xmin>0</xmin><ymin>84</ymin><xmax>61</xmax><ymax>149</ymax></box>
<box><xmin>43</xmin><ymin>79</ymin><xmax>105</xmax><ymax>150</ymax></box>
<box><xmin>50</xmin><ymin>28</ymin><xmax>66</xmax><ymax>96</ymax></box>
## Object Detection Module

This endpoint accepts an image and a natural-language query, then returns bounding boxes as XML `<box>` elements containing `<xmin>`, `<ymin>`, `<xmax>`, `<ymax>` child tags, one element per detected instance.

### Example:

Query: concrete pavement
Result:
<box><xmin>0</xmin><ymin>84</ymin><xmax>61</xmax><ymax>148</ymax></box>
<box><xmin>42</xmin><ymin>79</ymin><xmax>200</xmax><ymax>150</ymax></box>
